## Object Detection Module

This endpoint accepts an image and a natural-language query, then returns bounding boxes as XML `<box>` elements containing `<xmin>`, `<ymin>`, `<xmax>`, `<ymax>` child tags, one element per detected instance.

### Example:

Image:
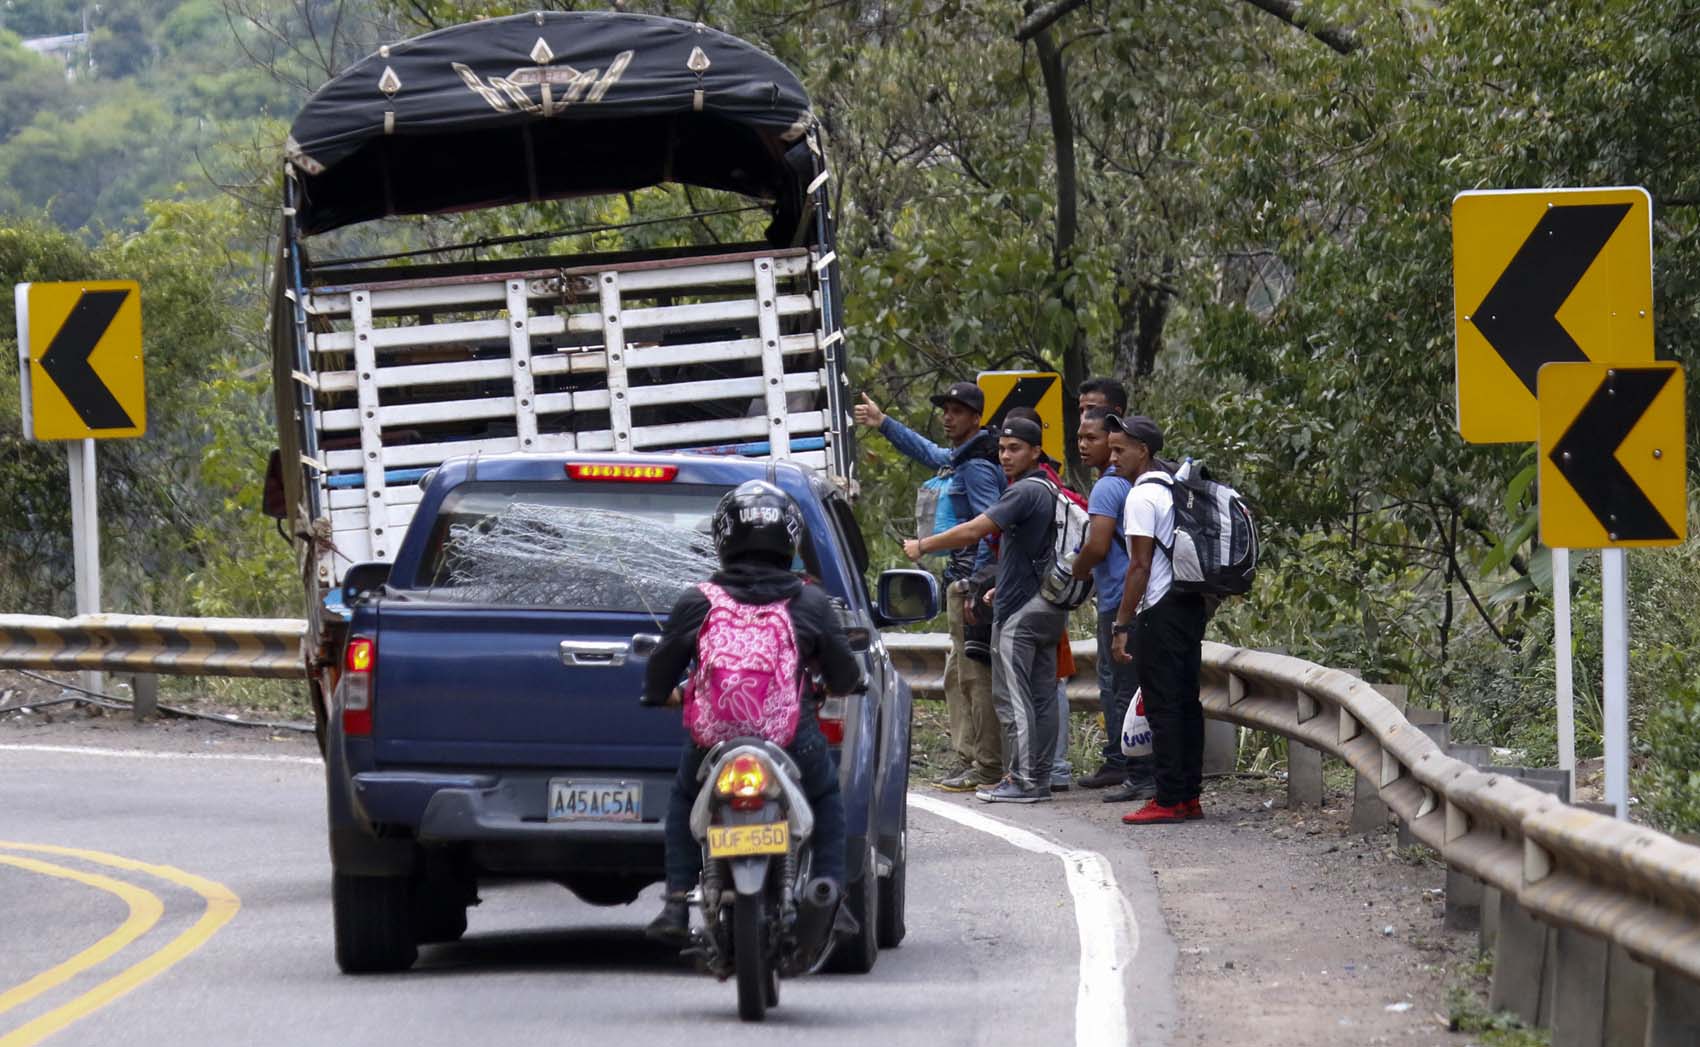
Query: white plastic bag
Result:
<box><xmin>1120</xmin><ymin>687</ymin><xmax>1153</xmax><ymax>758</ymax></box>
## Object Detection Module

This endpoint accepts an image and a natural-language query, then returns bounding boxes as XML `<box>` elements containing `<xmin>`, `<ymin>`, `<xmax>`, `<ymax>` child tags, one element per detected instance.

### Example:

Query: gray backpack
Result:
<box><xmin>1135</xmin><ymin>460</ymin><xmax>1258</xmax><ymax>598</ymax></box>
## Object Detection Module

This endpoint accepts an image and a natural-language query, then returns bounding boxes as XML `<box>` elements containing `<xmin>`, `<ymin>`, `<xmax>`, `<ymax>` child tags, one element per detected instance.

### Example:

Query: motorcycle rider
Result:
<box><xmin>641</xmin><ymin>480</ymin><xmax>865</xmax><ymax>944</ymax></box>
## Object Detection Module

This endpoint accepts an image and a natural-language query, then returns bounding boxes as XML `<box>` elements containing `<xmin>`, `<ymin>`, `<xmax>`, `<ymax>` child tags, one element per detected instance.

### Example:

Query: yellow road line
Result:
<box><xmin>0</xmin><ymin>843</ymin><xmax>240</xmax><ymax>1047</ymax></box>
<box><xmin>0</xmin><ymin>855</ymin><xmax>164</xmax><ymax>1019</ymax></box>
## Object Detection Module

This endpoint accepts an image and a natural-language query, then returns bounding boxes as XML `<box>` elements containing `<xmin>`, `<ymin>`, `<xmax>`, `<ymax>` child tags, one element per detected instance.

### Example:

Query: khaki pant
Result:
<box><xmin>945</xmin><ymin>582</ymin><xmax>1001</xmax><ymax>778</ymax></box>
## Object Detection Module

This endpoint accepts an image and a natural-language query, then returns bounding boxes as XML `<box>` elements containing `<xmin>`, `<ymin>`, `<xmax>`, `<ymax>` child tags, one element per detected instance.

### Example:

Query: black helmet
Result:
<box><xmin>712</xmin><ymin>480</ymin><xmax>804</xmax><ymax>566</ymax></box>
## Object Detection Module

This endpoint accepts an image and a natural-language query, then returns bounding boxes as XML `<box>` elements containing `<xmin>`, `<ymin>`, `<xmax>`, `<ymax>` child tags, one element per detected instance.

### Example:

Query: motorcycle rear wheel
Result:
<box><xmin>734</xmin><ymin>895</ymin><xmax>769</xmax><ymax>1021</ymax></box>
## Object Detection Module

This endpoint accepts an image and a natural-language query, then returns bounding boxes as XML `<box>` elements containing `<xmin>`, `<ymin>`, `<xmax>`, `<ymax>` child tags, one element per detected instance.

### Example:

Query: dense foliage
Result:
<box><xmin>1</xmin><ymin>0</ymin><xmax>1696</xmax><ymax>826</ymax></box>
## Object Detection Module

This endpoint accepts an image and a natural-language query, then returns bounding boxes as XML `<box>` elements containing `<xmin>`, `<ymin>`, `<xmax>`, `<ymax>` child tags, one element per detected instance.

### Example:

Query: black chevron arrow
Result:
<box><xmin>39</xmin><ymin>288</ymin><xmax>135</xmax><ymax>430</ymax></box>
<box><xmin>1470</xmin><ymin>203</ymin><xmax>1632</xmax><ymax>395</ymax></box>
<box><xmin>1548</xmin><ymin>367</ymin><xmax>1676</xmax><ymax>542</ymax></box>
<box><xmin>985</xmin><ymin>375</ymin><xmax>1057</xmax><ymax>428</ymax></box>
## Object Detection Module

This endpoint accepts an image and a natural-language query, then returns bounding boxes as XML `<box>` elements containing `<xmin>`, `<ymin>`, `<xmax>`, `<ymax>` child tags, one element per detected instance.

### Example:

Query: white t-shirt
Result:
<box><xmin>1121</xmin><ymin>473</ymin><xmax>1175</xmax><ymax>612</ymax></box>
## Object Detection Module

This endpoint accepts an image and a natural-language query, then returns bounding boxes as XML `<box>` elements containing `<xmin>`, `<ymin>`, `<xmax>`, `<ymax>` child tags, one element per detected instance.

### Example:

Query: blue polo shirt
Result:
<box><xmin>1088</xmin><ymin>467</ymin><xmax>1133</xmax><ymax>615</ymax></box>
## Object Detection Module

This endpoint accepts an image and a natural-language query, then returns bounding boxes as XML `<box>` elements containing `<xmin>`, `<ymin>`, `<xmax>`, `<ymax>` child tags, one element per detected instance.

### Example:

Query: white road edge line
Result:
<box><xmin>909</xmin><ymin>792</ymin><xmax>1137</xmax><ymax>1047</ymax></box>
<box><xmin>0</xmin><ymin>743</ymin><xmax>321</xmax><ymax>766</ymax></box>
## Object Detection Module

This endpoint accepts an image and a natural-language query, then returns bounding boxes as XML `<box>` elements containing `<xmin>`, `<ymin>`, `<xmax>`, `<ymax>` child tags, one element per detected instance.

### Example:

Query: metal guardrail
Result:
<box><xmin>893</xmin><ymin>633</ymin><xmax>1700</xmax><ymax>991</ymax></box>
<box><xmin>6</xmin><ymin>616</ymin><xmax>1700</xmax><ymax>993</ymax></box>
<box><xmin>0</xmin><ymin>614</ymin><xmax>307</xmax><ymax>680</ymax></box>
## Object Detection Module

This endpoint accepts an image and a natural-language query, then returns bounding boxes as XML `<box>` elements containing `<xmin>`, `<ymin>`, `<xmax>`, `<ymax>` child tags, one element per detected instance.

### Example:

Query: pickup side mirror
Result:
<box><xmin>875</xmin><ymin>569</ymin><xmax>941</xmax><ymax>626</ymax></box>
<box><xmin>342</xmin><ymin>561</ymin><xmax>392</xmax><ymax>605</ymax></box>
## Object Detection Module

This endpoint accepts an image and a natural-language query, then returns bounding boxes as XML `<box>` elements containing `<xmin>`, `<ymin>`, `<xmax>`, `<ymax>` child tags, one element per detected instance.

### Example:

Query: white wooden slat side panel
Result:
<box><xmin>328</xmin><ymin>484</ymin><xmax>425</xmax><ymax>512</ymax></box>
<box><xmin>311</xmin><ymin>296</ymin><xmax>813</xmax><ymax>356</ymax></box>
<box><xmin>568</xmin><ymin>371</ymin><xmax>820</xmax><ymax>414</ymax></box>
<box><xmin>506</xmin><ymin>279</ymin><xmax>539</xmax><ymax>449</ymax></box>
<box><xmin>573</xmin><ymin>254</ymin><xmax>808</xmax><ymax>295</ymax></box>
<box><xmin>630</xmin><ymin>411</ymin><xmax>827</xmax><ymax>449</ymax></box>
<box><xmin>752</xmin><ymin>257</ymin><xmax>790</xmax><ymax>459</ymax></box>
<box><xmin>326</xmin><ymin>523</ymin><xmax>373</xmax><ymax>565</ymax></box>
<box><xmin>519</xmin><ymin>333</ymin><xmax>817</xmax><ymax>384</ymax></box>
<box><xmin>348</xmin><ymin>290</ymin><xmax>391</xmax><ymax>559</ymax></box>
<box><xmin>318</xmin><ymin>395</ymin><xmax>520</xmax><ymax>433</ymax></box>
<box><xmin>316</xmin><ymin>357</ymin><xmax>518</xmax><ymax>394</ymax></box>
<box><xmin>313</xmin><ymin>317</ymin><xmax>510</xmax><ymax>354</ymax></box>
<box><xmin>327</xmin><ymin>501</ymin><xmax>424</xmax><ymax>534</ymax></box>
<box><xmin>599</xmin><ymin>271</ymin><xmax>633</xmax><ymax>451</ymax></box>
<box><xmin>322</xmin><ymin>432</ymin><xmax>580</xmax><ymax>471</ymax></box>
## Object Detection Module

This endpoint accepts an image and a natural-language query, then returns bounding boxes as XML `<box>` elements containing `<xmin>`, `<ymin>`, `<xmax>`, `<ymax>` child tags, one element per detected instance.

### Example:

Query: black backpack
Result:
<box><xmin>1135</xmin><ymin>460</ymin><xmax>1258</xmax><ymax>598</ymax></box>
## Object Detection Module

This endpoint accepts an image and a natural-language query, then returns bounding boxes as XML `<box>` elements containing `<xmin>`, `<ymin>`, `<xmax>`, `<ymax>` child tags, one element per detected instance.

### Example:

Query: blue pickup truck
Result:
<box><xmin>323</xmin><ymin>452</ymin><xmax>938</xmax><ymax>974</ymax></box>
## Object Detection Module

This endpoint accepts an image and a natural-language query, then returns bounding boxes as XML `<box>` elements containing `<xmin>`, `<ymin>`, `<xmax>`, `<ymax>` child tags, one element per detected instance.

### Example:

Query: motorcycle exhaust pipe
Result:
<box><xmin>789</xmin><ymin>877</ymin><xmax>842</xmax><ymax>964</ymax></box>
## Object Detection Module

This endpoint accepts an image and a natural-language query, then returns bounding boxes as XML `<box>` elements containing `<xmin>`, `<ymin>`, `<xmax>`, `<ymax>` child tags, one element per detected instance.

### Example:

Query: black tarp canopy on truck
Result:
<box><xmin>285</xmin><ymin>11</ymin><xmax>819</xmax><ymax>239</ymax></box>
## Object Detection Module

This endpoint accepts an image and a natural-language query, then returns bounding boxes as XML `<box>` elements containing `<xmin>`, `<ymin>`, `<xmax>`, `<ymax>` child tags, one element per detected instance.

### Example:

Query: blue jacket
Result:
<box><xmin>879</xmin><ymin>417</ymin><xmax>1003</xmax><ymax>580</ymax></box>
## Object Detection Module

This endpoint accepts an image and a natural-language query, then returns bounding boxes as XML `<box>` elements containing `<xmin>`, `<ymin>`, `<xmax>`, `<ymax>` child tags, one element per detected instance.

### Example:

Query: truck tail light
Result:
<box><xmin>338</xmin><ymin>636</ymin><xmax>375</xmax><ymax>736</ymax></box>
<box><xmin>566</xmin><ymin>463</ymin><xmax>677</xmax><ymax>482</ymax></box>
<box><xmin>818</xmin><ymin>695</ymin><xmax>846</xmax><ymax>747</ymax></box>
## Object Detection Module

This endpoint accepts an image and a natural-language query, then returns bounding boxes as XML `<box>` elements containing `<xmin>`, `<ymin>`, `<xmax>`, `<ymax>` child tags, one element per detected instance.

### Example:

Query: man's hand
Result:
<box><xmin>982</xmin><ymin>587</ymin><xmax>996</xmax><ymax>606</ymax></box>
<box><xmin>853</xmin><ymin>392</ymin><xmax>886</xmax><ymax>428</ymax></box>
<box><xmin>665</xmin><ymin>687</ymin><xmax>683</xmax><ymax>708</ymax></box>
<box><xmin>1112</xmin><ymin>630</ymin><xmax>1133</xmax><ymax>664</ymax></box>
<box><xmin>902</xmin><ymin>538</ymin><xmax>924</xmax><ymax>561</ymax></box>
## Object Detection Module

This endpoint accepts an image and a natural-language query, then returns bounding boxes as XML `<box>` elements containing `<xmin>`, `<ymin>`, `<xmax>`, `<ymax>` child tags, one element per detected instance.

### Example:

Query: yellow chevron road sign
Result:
<box><xmin>1537</xmin><ymin>361</ymin><xmax>1685</xmax><ymax>548</ymax></box>
<box><xmin>15</xmin><ymin>280</ymin><xmax>146</xmax><ymax>440</ymax></box>
<box><xmin>1453</xmin><ymin>187</ymin><xmax>1653</xmax><ymax>444</ymax></box>
<box><xmin>978</xmin><ymin>370</ymin><xmax>1064</xmax><ymax>463</ymax></box>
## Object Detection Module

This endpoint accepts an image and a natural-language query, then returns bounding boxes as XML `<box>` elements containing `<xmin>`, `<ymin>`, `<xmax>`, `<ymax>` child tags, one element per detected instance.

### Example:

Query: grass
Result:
<box><xmin>1443</xmin><ymin>955</ymin><xmax>1551</xmax><ymax>1046</ymax></box>
<box><xmin>908</xmin><ymin>697</ymin><xmax>1110</xmax><ymax>783</ymax></box>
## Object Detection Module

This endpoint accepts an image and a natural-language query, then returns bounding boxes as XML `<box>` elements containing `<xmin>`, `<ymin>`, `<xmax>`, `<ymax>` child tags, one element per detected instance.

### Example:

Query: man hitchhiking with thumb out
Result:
<box><xmin>853</xmin><ymin>383</ymin><xmax>1004</xmax><ymax>791</ymax></box>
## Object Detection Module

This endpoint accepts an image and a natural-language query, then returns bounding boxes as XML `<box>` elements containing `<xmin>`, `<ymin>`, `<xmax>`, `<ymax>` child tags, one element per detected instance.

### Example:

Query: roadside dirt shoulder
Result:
<box><xmin>1053</xmin><ymin>774</ymin><xmax>1476</xmax><ymax>1047</ymax></box>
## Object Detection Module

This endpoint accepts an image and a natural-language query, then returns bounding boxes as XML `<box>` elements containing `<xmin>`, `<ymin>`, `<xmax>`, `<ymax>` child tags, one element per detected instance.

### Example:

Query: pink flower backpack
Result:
<box><xmin>682</xmin><ymin>583</ymin><xmax>802</xmax><ymax>747</ymax></box>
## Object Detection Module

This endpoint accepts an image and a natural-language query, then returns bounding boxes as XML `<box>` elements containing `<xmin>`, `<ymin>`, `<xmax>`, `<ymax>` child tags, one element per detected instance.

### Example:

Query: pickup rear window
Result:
<box><xmin>409</xmin><ymin>480</ymin><xmax>819</xmax><ymax>611</ymax></box>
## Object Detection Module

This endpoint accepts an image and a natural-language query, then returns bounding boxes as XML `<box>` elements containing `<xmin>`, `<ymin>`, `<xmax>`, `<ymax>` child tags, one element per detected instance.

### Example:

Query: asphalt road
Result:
<box><xmin>0</xmin><ymin>741</ymin><xmax>1174</xmax><ymax>1047</ymax></box>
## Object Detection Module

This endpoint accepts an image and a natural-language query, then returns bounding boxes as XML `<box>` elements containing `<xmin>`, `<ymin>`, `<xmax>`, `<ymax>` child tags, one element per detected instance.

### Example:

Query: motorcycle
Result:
<box><xmin>685</xmin><ymin>737</ymin><xmax>842</xmax><ymax>1021</ymax></box>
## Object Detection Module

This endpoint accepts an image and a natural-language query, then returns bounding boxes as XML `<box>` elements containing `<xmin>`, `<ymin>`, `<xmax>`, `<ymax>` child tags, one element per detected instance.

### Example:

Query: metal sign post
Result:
<box><xmin>65</xmin><ymin>438</ymin><xmax>103</xmax><ymax>695</ymax></box>
<box><xmin>1552</xmin><ymin>547</ymin><xmax>1575</xmax><ymax>797</ymax></box>
<box><xmin>1601</xmin><ymin>548</ymin><xmax>1630</xmax><ymax>819</ymax></box>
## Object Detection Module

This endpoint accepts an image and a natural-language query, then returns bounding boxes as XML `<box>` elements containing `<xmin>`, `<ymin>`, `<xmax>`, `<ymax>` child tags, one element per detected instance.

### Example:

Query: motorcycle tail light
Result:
<box><xmin>715</xmin><ymin>753</ymin><xmax>769</xmax><ymax>799</ymax></box>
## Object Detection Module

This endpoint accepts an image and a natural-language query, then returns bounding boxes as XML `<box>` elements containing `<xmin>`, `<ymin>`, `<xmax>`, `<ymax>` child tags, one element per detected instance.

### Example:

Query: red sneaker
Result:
<box><xmin>1183</xmin><ymin>798</ymin><xmax>1204</xmax><ymax>821</ymax></box>
<box><xmin>1122</xmin><ymin>800</ymin><xmax>1188</xmax><ymax>825</ymax></box>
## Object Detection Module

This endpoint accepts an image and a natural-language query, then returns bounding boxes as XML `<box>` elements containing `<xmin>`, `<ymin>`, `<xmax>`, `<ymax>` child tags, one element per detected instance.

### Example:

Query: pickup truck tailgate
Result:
<box><xmin>371</xmin><ymin>605</ymin><xmax>682</xmax><ymax>769</ymax></box>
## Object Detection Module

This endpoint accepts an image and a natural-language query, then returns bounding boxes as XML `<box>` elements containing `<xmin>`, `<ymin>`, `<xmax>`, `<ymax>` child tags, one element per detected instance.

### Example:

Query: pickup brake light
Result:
<box><xmin>566</xmin><ymin>463</ymin><xmax>677</xmax><ymax>482</ymax></box>
<box><xmin>818</xmin><ymin>695</ymin><xmax>846</xmax><ymax>747</ymax></box>
<box><xmin>339</xmin><ymin>636</ymin><xmax>375</xmax><ymax>736</ymax></box>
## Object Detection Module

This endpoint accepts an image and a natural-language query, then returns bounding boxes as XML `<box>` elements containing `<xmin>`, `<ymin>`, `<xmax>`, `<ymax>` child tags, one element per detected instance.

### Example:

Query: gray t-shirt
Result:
<box><xmin>984</xmin><ymin>470</ymin><xmax>1056</xmax><ymax>622</ymax></box>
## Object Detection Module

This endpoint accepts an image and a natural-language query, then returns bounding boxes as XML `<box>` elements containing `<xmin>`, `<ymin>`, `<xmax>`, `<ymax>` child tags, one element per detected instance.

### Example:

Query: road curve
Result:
<box><xmin>0</xmin><ymin>741</ymin><xmax>1173</xmax><ymax>1046</ymax></box>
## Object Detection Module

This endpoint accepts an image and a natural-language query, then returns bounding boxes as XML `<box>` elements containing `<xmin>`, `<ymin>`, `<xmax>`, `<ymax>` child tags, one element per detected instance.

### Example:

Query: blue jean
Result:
<box><xmin>1096</xmin><ymin>610</ymin><xmax>1139</xmax><ymax>770</ymax></box>
<box><xmin>663</xmin><ymin>713</ymin><xmax>846</xmax><ymax>894</ymax></box>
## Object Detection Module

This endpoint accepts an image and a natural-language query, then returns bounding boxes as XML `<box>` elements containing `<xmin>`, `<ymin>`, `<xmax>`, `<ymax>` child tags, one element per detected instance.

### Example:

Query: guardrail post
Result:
<box><xmin>1490</xmin><ymin>892</ymin><xmax>1555</xmax><ymax>1025</ymax></box>
<box><xmin>130</xmin><ymin>673</ymin><xmax>158</xmax><ymax>722</ymax></box>
<box><xmin>1551</xmin><ymin>926</ymin><xmax>1609</xmax><ymax>1047</ymax></box>
<box><xmin>1445</xmin><ymin>868</ymin><xmax>1484</xmax><ymax>931</ymax></box>
<box><xmin>1203</xmin><ymin>718</ymin><xmax>1236</xmax><ymax>775</ymax></box>
<box><xmin>1287</xmin><ymin>740</ymin><xmax>1324</xmax><ymax>807</ymax></box>
<box><xmin>1350</xmin><ymin>751</ymin><xmax>1391</xmax><ymax>833</ymax></box>
<box><xmin>1605</xmin><ymin>943</ymin><xmax>1652</xmax><ymax>1046</ymax></box>
<box><xmin>1480</xmin><ymin>884</ymin><xmax>1501</xmax><ymax>954</ymax></box>
<box><xmin>1646</xmin><ymin>967</ymin><xmax>1700</xmax><ymax>1046</ymax></box>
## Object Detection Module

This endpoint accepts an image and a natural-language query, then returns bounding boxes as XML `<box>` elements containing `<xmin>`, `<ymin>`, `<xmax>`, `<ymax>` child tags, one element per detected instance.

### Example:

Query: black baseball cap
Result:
<box><xmin>1103</xmin><ymin>413</ymin><xmax>1164</xmax><ymax>452</ymax></box>
<box><xmin>998</xmin><ymin>417</ymin><xmax>1045</xmax><ymax>447</ymax></box>
<box><xmin>929</xmin><ymin>381</ymin><xmax>985</xmax><ymax>414</ymax></box>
